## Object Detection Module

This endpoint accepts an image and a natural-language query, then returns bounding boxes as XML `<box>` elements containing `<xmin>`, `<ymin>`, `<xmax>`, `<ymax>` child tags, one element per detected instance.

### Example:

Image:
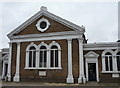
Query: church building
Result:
<box><xmin>0</xmin><ymin>6</ymin><xmax>120</xmax><ymax>84</ymax></box>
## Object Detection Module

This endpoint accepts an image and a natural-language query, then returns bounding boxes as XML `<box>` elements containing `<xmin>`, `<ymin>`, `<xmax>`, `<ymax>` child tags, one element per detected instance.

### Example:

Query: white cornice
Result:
<box><xmin>7</xmin><ymin>8</ymin><xmax>85</xmax><ymax>39</ymax></box>
<box><xmin>9</xmin><ymin>31</ymin><xmax>83</xmax><ymax>43</ymax></box>
<box><xmin>10</xmin><ymin>34</ymin><xmax>82</xmax><ymax>43</ymax></box>
<box><xmin>83</xmin><ymin>42</ymin><xmax>119</xmax><ymax>50</ymax></box>
<box><xmin>10</xmin><ymin>31</ymin><xmax>83</xmax><ymax>40</ymax></box>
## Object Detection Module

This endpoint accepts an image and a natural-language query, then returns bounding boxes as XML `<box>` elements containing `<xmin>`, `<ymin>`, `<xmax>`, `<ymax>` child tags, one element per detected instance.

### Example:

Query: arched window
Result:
<box><xmin>29</xmin><ymin>46</ymin><xmax>36</xmax><ymax>67</ymax></box>
<box><xmin>102</xmin><ymin>49</ymin><xmax>114</xmax><ymax>72</ymax></box>
<box><xmin>25</xmin><ymin>41</ymin><xmax>62</xmax><ymax>69</ymax></box>
<box><xmin>50</xmin><ymin>45</ymin><xmax>59</xmax><ymax>67</ymax></box>
<box><xmin>105</xmin><ymin>52</ymin><xmax>113</xmax><ymax>71</ymax></box>
<box><xmin>25</xmin><ymin>42</ymin><xmax>37</xmax><ymax>68</ymax></box>
<box><xmin>39</xmin><ymin>46</ymin><xmax>47</xmax><ymax>67</ymax></box>
<box><xmin>49</xmin><ymin>41</ymin><xmax>61</xmax><ymax>68</ymax></box>
<box><xmin>116</xmin><ymin>52</ymin><xmax>120</xmax><ymax>71</ymax></box>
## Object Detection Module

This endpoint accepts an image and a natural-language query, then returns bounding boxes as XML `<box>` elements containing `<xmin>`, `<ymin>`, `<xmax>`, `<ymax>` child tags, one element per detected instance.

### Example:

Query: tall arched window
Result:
<box><xmin>49</xmin><ymin>41</ymin><xmax>61</xmax><ymax>68</ymax></box>
<box><xmin>50</xmin><ymin>45</ymin><xmax>58</xmax><ymax>67</ymax></box>
<box><xmin>25</xmin><ymin>42</ymin><xmax>37</xmax><ymax>68</ymax></box>
<box><xmin>29</xmin><ymin>46</ymin><xmax>36</xmax><ymax>67</ymax></box>
<box><xmin>116</xmin><ymin>52</ymin><xmax>120</xmax><ymax>71</ymax></box>
<box><xmin>105</xmin><ymin>52</ymin><xmax>113</xmax><ymax>71</ymax></box>
<box><xmin>102</xmin><ymin>49</ymin><xmax>114</xmax><ymax>72</ymax></box>
<box><xmin>39</xmin><ymin>46</ymin><xmax>47</xmax><ymax>67</ymax></box>
<box><xmin>38</xmin><ymin>42</ymin><xmax>48</xmax><ymax>68</ymax></box>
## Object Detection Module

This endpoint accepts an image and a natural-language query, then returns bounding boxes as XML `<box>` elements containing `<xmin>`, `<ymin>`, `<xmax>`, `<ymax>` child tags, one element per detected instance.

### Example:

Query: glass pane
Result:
<box><xmin>51</xmin><ymin>45</ymin><xmax>58</xmax><ymax>49</ymax></box>
<box><xmin>50</xmin><ymin>50</ymin><xmax>54</xmax><ymax>67</ymax></box>
<box><xmin>117</xmin><ymin>52</ymin><xmax>120</xmax><ymax>55</ymax></box>
<box><xmin>109</xmin><ymin>56</ymin><xmax>113</xmax><ymax>71</ymax></box>
<box><xmin>39</xmin><ymin>51</ymin><xmax>43</xmax><ymax>67</ymax></box>
<box><xmin>44</xmin><ymin>51</ymin><xmax>47</xmax><ymax>67</ymax></box>
<box><xmin>105</xmin><ymin>52</ymin><xmax>112</xmax><ymax>55</ymax></box>
<box><xmin>29</xmin><ymin>51</ymin><xmax>32</xmax><ymax>67</ymax></box>
<box><xmin>40</xmin><ymin>46</ymin><xmax>46</xmax><ymax>49</ymax></box>
<box><xmin>55</xmin><ymin>50</ymin><xmax>58</xmax><ymax>67</ymax></box>
<box><xmin>105</xmin><ymin>57</ymin><xmax>109</xmax><ymax>71</ymax></box>
<box><xmin>117</xmin><ymin>56</ymin><xmax>120</xmax><ymax>71</ymax></box>
<box><xmin>40</xmin><ymin>21</ymin><xmax>47</xmax><ymax>29</ymax></box>
<box><xmin>33</xmin><ymin>51</ymin><xmax>36</xmax><ymax>67</ymax></box>
<box><xmin>30</xmin><ymin>46</ymin><xmax>36</xmax><ymax>50</ymax></box>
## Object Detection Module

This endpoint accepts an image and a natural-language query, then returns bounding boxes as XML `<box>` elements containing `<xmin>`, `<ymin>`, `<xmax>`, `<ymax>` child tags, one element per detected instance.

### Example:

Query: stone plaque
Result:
<box><xmin>39</xmin><ymin>71</ymin><xmax>46</xmax><ymax>76</ymax></box>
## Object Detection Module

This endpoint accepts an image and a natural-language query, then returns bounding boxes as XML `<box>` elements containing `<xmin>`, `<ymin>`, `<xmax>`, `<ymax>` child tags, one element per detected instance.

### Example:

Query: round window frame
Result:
<box><xmin>36</xmin><ymin>18</ymin><xmax>50</xmax><ymax>32</ymax></box>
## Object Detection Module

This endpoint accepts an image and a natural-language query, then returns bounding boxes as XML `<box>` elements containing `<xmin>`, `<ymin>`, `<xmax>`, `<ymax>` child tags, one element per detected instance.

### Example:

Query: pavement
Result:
<box><xmin>1</xmin><ymin>81</ymin><xmax>120</xmax><ymax>88</ymax></box>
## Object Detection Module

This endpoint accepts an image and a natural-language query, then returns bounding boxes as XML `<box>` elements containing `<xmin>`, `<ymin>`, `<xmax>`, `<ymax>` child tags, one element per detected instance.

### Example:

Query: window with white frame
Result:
<box><xmin>116</xmin><ymin>52</ymin><xmax>120</xmax><ymax>71</ymax></box>
<box><xmin>26</xmin><ymin>43</ymin><xmax>37</xmax><ymax>68</ymax></box>
<box><xmin>49</xmin><ymin>41</ymin><xmax>61</xmax><ymax>68</ymax></box>
<box><xmin>39</xmin><ymin>46</ymin><xmax>47</xmax><ymax>67</ymax></box>
<box><xmin>25</xmin><ymin>41</ymin><xmax>61</xmax><ymax>69</ymax></box>
<box><xmin>29</xmin><ymin>46</ymin><xmax>36</xmax><ymax>67</ymax></box>
<box><xmin>102</xmin><ymin>49</ymin><xmax>114</xmax><ymax>72</ymax></box>
<box><xmin>50</xmin><ymin>45</ymin><xmax>59</xmax><ymax>67</ymax></box>
<box><xmin>105</xmin><ymin>52</ymin><xmax>113</xmax><ymax>71</ymax></box>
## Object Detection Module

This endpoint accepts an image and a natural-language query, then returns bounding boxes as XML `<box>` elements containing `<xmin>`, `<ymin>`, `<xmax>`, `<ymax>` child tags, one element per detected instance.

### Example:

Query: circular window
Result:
<box><xmin>36</xmin><ymin>18</ymin><xmax>50</xmax><ymax>32</ymax></box>
<box><xmin>40</xmin><ymin>21</ymin><xmax>47</xmax><ymax>29</ymax></box>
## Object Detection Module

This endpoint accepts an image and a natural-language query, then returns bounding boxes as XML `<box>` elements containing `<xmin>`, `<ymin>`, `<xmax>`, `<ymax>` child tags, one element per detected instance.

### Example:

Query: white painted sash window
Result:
<box><xmin>102</xmin><ymin>49</ymin><xmax>120</xmax><ymax>76</ymax></box>
<box><xmin>105</xmin><ymin>53</ymin><xmax>113</xmax><ymax>71</ymax></box>
<box><xmin>39</xmin><ymin>46</ymin><xmax>47</xmax><ymax>67</ymax></box>
<box><xmin>50</xmin><ymin>45</ymin><xmax>59</xmax><ymax>67</ymax></box>
<box><xmin>29</xmin><ymin>46</ymin><xmax>36</xmax><ymax>67</ymax></box>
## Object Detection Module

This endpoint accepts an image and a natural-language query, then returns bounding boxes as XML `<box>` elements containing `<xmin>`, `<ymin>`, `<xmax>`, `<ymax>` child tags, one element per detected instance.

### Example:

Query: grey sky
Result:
<box><xmin>0</xmin><ymin>1</ymin><xmax>118</xmax><ymax>49</ymax></box>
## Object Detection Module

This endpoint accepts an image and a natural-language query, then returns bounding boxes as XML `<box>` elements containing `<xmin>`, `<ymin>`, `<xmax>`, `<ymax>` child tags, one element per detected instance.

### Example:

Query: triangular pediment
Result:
<box><xmin>84</xmin><ymin>51</ymin><xmax>99</xmax><ymax>58</ymax></box>
<box><xmin>7</xmin><ymin>6</ymin><xmax>85</xmax><ymax>39</ymax></box>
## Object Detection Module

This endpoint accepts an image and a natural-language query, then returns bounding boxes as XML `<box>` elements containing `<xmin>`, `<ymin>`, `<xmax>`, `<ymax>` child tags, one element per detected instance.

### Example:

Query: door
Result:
<box><xmin>88</xmin><ymin>63</ymin><xmax>96</xmax><ymax>81</ymax></box>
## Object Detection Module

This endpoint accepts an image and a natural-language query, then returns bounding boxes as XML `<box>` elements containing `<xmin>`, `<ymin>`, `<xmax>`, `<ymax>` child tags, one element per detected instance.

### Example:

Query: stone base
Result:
<box><xmin>7</xmin><ymin>76</ymin><xmax>11</xmax><ymax>81</ymax></box>
<box><xmin>78</xmin><ymin>77</ymin><xmax>86</xmax><ymax>83</ymax></box>
<box><xmin>14</xmin><ymin>76</ymin><xmax>20</xmax><ymax>82</ymax></box>
<box><xmin>2</xmin><ymin>75</ymin><xmax>4</xmax><ymax>80</ymax></box>
<box><xmin>66</xmin><ymin>77</ymin><xmax>74</xmax><ymax>83</ymax></box>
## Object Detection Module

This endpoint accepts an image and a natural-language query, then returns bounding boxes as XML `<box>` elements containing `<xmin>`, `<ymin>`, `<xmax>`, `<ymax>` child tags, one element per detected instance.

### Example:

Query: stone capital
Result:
<box><xmin>67</xmin><ymin>38</ymin><xmax>72</xmax><ymax>41</ymax></box>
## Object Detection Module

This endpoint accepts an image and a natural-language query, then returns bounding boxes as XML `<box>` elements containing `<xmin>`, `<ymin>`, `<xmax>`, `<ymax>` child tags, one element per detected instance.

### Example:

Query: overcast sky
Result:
<box><xmin>0</xmin><ymin>1</ymin><xmax>118</xmax><ymax>49</ymax></box>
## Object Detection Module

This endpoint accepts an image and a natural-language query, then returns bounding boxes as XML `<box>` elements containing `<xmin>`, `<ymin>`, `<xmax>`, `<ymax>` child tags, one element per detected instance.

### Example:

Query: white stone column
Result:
<box><xmin>13</xmin><ymin>42</ymin><xmax>21</xmax><ymax>82</ymax></box>
<box><xmin>2</xmin><ymin>62</ymin><xmax>5</xmax><ymax>79</ymax></box>
<box><xmin>7</xmin><ymin>42</ymin><xmax>12</xmax><ymax>81</ymax></box>
<box><xmin>78</xmin><ymin>39</ymin><xmax>86</xmax><ymax>83</ymax></box>
<box><xmin>66</xmin><ymin>39</ymin><xmax>74</xmax><ymax>83</ymax></box>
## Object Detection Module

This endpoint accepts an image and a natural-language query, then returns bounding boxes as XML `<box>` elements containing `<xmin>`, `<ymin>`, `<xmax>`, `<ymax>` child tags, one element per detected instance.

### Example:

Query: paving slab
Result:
<box><xmin>1</xmin><ymin>81</ymin><xmax>120</xmax><ymax>88</ymax></box>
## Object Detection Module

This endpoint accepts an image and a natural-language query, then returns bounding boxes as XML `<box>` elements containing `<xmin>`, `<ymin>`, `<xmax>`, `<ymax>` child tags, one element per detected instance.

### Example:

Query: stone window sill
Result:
<box><xmin>101</xmin><ymin>71</ymin><xmax>120</xmax><ymax>73</ymax></box>
<box><xmin>24</xmin><ymin>67</ymin><xmax>62</xmax><ymax>70</ymax></box>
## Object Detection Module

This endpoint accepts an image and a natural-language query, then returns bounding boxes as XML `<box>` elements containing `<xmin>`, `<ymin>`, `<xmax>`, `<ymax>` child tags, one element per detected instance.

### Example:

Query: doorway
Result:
<box><xmin>85</xmin><ymin>51</ymin><xmax>99</xmax><ymax>82</ymax></box>
<box><xmin>88</xmin><ymin>63</ymin><xmax>96</xmax><ymax>81</ymax></box>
